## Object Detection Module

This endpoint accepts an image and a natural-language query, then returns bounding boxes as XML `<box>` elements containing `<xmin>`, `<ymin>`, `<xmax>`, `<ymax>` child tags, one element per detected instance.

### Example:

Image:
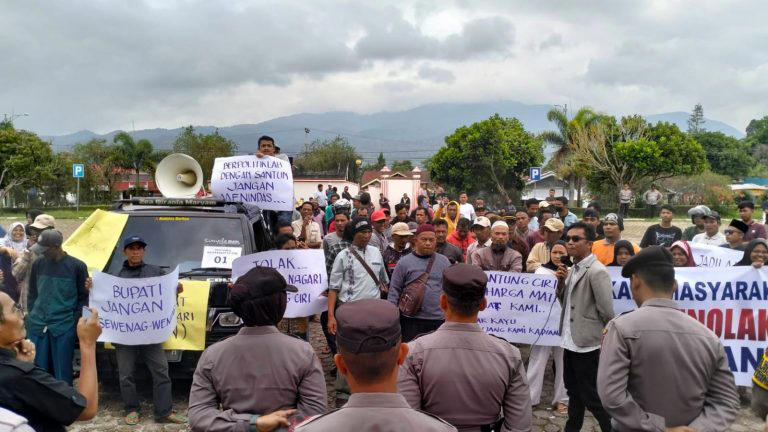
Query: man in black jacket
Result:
<box><xmin>114</xmin><ymin>236</ymin><xmax>184</xmax><ymax>425</ymax></box>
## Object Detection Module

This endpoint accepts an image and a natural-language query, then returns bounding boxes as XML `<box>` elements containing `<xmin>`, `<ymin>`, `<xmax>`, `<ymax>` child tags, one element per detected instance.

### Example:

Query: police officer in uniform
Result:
<box><xmin>0</xmin><ymin>291</ymin><xmax>102</xmax><ymax>431</ymax></box>
<box><xmin>597</xmin><ymin>246</ymin><xmax>739</xmax><ymax>431</ymax></box>
<box><xmin>397</xmin><ymin>263</ymin><xmax>532</xmax><ymax>431</ymax></box>
<box><xmin>295</xmin><ymin>299</ymin><xmax>457</xmax><ymax>432</ymax></box>
<box><xmin>188</xmin><ymin>267</ymin><xmax>327</xmax><ymax>431</ymax></box>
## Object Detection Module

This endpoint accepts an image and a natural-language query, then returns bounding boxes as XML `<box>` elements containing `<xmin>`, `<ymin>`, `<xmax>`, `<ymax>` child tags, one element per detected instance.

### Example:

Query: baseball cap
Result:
<box><xmin>702</xmin><ymin>210</ymin><xmax>720</xmax><ymax>221</ymax></box>
<box><xmin>442</xmin><ymin>263</ymin><xmax>488</xmax><ymax>302</ymax></box>
<box><xmin>123</xmin><ymin>235</ymin><xmax>147</xmax><ymax>249</ymax></box>
<box><xmin>30</xmin><ymin>229</ymin><xmax>64</xmax><ymax>254</ymax></box>
<box><xmin>351</xmin><ymin>217</ymin><xmax>373</xmax><ymax>234</ymax></box>
<box><xmin>371</xmin><ymin>210</ymin><xmax>387</xmax><ymax>222</ymax></box>
<box><xmin>336</xmin><ymin>299</ymin><xmax>401</xmax><ymax>354</ymax></box>
<box><xmin>391</xmin><ymin>222</ymin><xmax>413</xmax><ymax>236</ymax></box>
<box><xmin>472</xmin><ymin>216</ymin><xmax>491</xmax><ymax>228</ymax></box>
<box><xmin>31</xmin><ymin>214</ymin><xmax>56</xmax><ymax>230</ymax></box>
<box><xmin>229</xmin><ymin>267</ymin><xmax>298</xmax><ymax>303</ymax></box>
<box><xmin>538</xmin><ymin>201</ymin><xmax>550</xmax><ymax>208</ymax></box>
<box><xmin>543</xmin><ymin>218</ymin><xmax>565</xmax><ymax>232</ymax></box>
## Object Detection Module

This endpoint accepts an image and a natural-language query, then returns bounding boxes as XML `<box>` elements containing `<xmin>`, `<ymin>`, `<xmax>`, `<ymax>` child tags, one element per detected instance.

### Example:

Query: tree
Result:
<box><xmin>540</xmin><ymin>107</ymin><xmax>600</xmax><ymax>203</ymax></box>
<box><xmin>695</xmin><ymin>131</ymin><xmax>754</xmax><ymax>179</ymax></box>
<box><xmin>0</xmin><ymin>121</ymin><xmax>58</xmax><ymax>204</ymax></box>
<box><xmin>687</xmin><ymin>103</ymin><xmax>706</xmax><ymax>135</ymax></box>
<box><xmin>573</xmin><ymin>118</ymin><xmax>707</xmax><ymax>201</ymax></box>
<box><xmin>294</xmin><ymin>136</ymin><xmax>363</xmax><ymax>180</ymax></box>
<box><xmin>428</xmin><ymin>114</ymin><xmax>543</xmax><ymax>203</ymax></box>
<box><xmin>376</xmin><ymin>152</ymin><xmax>386</xmax><ymax>169</ymax></box>
<box><xmin>172</xmin><ymin>126</ymin><xmax>237</xmax><ymax>184</ymax></box>
<box><xmin>390</xmin><ymin>160</ymin><xmax>414</xmax><ymax>172</ymax></box>
<box><xmin>72</xmin><ymin>138</ymin><xmax>124</xmax><ymax>201</ymax></box>
<box><xmin>113</xmin><ymin>131</ymin><xmax>156</xmax><ymax>192</ymax></box>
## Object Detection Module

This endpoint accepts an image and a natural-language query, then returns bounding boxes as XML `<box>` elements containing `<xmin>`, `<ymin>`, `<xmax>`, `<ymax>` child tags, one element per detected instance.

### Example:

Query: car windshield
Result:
<box><xmin>104</xmin><ymin>214</ymin><xmax>246</xmax><ymax>275</ymax></box>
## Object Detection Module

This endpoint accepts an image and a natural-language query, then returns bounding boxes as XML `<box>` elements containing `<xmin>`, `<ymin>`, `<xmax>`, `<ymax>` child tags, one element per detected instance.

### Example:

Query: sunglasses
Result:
<box><xmin>565</xmin><ymin>235</ymin><xmax>586</xmax><ymax>243</ymax></box>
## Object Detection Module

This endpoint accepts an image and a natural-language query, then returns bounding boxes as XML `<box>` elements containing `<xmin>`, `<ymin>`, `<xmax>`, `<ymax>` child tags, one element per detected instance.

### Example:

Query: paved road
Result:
<box><xmin>5</xmin><ymin>217</ymin><xmax>756</xmax><ymax>431</ymax></box>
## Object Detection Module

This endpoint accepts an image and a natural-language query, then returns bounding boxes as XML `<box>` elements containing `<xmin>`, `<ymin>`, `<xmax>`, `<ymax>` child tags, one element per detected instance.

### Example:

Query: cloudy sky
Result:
<box><xmin>3</xmin><ymin>0</ymin><xmax>768</xmax><ymax>135</ymax></box>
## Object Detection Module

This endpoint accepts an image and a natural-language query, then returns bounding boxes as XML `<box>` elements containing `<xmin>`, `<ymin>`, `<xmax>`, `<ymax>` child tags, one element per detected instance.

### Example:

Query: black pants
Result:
<box><xmin>619</xmin><ymin>203</ymin><xmax>629</xmax><ymax>218</ymax></box>
<box><xmin>646</xmin><ymin>204</ymin><xmax>657</xmax><ymax>219</ymax></box>
<box><xmin>400</xmin><ymin>316</ymin><xmax>443</xmax><ymax>342</ymax></box>
<box><xmin>563</xmin><ymin>349</ymin><xmax>612</xmax><ymax>432</ymax></box>
<box><xmin>115</xmin><ymin>343</ymin><xmax>173</xmax><ymax>418</ymax></box>
<box><xmin>320</xmin><ymin>311</ymin><xmax>337</xmax><ymax>355</ymax></box>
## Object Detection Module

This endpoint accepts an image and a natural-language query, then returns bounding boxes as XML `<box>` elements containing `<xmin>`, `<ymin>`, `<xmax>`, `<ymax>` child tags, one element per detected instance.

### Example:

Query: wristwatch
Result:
<box><xmin>249</xmin><ymin>415</ymin><xmax>261</xmax><ymax>432</ymax></box>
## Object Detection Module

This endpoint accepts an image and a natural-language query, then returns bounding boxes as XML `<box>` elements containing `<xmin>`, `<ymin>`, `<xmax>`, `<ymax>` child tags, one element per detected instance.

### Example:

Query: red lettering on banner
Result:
<box><xmin>725</xmin><ymin>309</ymin><xmax>737</xmax><ymax>340</ymax></box>
<box><xmin>737</xmin><ymin>309</ymin><xmax>756</xmax><ymax>341</ymax></box>
<box><xmin>707</xmin><ymin>309</ymin><xmax>723</xmax><ymax>337</ymax></box>
<box><xmin>760</xmin><ymin>310</ymin><xmax>768</xmax><ymax>342</ymax></box>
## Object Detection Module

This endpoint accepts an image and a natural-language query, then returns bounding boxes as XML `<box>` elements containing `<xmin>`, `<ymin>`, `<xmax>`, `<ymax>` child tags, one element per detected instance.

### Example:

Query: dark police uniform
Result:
<box><xmin>295</xmin><ymin>299</ymin><xmax>456</xmax><ymax>432</ymax></box>
<box><xmin>0</xmin><ymin>347</ymin><xmax>86</xmax><ymax>432</ymax></box>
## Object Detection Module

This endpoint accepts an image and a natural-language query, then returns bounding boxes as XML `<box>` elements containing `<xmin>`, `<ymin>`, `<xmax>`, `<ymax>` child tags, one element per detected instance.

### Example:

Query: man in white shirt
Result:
<box><xmin>458</xmin><ymin>192</ymin><xmax>476</xmax><ymax>221</ymax></box>
<box><xmin>692</xmin><ymin>211</ymin><xmax>726</xmax><ymax>246</ymax></box>
<box><xmin>466</xmin><ymin>217</ymin><xmax>492</xmax><ymax>265</ymax></box>
<box><xmin>313</xmin><ymin>184</ymin><xmax>328</xmax><ymax>208</ymax></box>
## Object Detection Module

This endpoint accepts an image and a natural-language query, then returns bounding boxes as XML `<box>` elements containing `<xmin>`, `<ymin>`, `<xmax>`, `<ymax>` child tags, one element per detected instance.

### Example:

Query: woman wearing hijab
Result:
<box><xmin>3</xmin><ymin>222</ymin><xmax>27</xmax><ymax>256</ymax></box>
<box><xmin>735</xmin><ymin>239</ymin><xmax>768</xmax><ymax>267</ymax></box>
<box><xmin>528</xmin><ymin>240</ymin><xmax>570</xmax><ymax>414</ymax></box>
<box><xmin>669</xmin><ymin>240</ymin><xmax>696</xmax><ymax>267</ymax></box>
<box><xmin>609</xmin><ymin>240</ymin><xmax>636</xmax><ymax>267</ymax></box>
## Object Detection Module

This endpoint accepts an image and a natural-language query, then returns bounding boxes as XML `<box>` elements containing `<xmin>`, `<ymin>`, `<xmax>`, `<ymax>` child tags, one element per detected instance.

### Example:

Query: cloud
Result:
<box><xmin>539</xmin><ymin>33</ymin><xmax>562</xmax><ymax>50</ymax></box>
<box><xmin>417</xmin><ymin>64</ymin><xmax>456</xmax><ymax>83</ymax></box>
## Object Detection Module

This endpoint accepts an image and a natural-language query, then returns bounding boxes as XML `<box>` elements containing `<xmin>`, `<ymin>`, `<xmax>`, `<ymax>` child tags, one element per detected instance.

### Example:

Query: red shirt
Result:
<box><xmin>446</xmin><ymin>231</ymin><xmax>475</xmax><ymax>261</ymax></box>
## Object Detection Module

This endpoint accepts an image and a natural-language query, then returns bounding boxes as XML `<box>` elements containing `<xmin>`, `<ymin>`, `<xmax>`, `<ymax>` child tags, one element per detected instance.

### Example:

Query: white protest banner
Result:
<box><xmin>481</xmin><ymin>266</ymin><xmax>767</xmax><ymax>386</ymax></box>
<box><xmin>90</xmin><ymin>267</ymin><xmax>179</xmax><ymax>345</ymax></box>
<box><xmin>689</xmin><ymin>242</ymin><xmax>743</xmax><ymax>267</ymax></box>
<box><xmin>232</xmin><ymin>249</ymin><xmax>327</xmax><ymax>318</ymax></box>
<box><xmin>211</xmin><ymin>155</ymin><xmax>294</xmax><ymax>211</ymax></box>
<box><xmin>477</xmin><ymin>272</ymin><xmax>560</xmax><ymax>345</ymax></box>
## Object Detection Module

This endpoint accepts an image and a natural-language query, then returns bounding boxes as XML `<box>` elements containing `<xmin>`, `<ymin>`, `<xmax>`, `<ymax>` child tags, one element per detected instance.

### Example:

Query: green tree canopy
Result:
<box><xmin>0</xmin><ymin>121</ymin><xmax>58</xmax><ymax>203</ymax></box>
<box><xmin>428</xmin><ymin>114</ymin><xmax>543</xmax><ymax>203</ymax></box>
<box><xmin>294</xmin><ymin>136</ymin><xmax>363</xmax><ymax>180</ymax></box>
<box><xmin>687</xmin><ymin>103</ymin><xmax>706</xmax><ymax>134</ymax></box>
<box><xmin>72</xmin><ymin>138</ymin><xmax>125</xmax><ymax>200</ymax></box>
<box><xmin>172</xmin><ymin>126</ymin><xmax>237</xmax><ymax>183</ymax></box>
<box><xmin>695</xmin><ymin>131</ymin><xmax>754</xmax><ymax>179</ymax></box>
<box><xmin>390</xmin><ymin>160</ymin><xmax>414</xmax><ymax>172</ymax></box>
<box><xmin>113</xmin><ymin>131</ymin><xmax>156</xmax><ymax>190</ymax></box>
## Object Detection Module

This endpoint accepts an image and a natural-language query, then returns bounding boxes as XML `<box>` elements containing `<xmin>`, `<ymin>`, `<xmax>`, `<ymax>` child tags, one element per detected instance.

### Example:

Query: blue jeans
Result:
<box><xmin>30</xmin><ymin>327</ymin><xmax>76</xmax><ymax>385</ymax></box>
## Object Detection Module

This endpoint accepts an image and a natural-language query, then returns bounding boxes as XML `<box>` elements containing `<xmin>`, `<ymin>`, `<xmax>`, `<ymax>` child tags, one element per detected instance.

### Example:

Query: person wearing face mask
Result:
<box><xmin>529</xmin><ymin>241</ymin><xmax>571</xmax><ymax>414</ymax></box>
<box><xmin>470</xmin><ymin>222</ymin><xmax>522</xmax><ymax>272</ymax></box>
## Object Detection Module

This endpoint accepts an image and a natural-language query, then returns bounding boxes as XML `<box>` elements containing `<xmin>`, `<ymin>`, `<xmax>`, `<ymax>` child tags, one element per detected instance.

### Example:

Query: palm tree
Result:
<box><xmin>540</xmin><ymin>107</ymin><xmax>600</xmax><ymax>203</ymax></box>
<box><xmin>113</xmin><ymin>131</ymin><xmax>155</xmax><ymax>194</ymax></box>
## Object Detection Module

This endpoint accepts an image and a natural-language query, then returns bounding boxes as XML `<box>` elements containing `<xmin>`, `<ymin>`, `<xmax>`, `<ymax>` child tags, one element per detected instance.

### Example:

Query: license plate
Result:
<box><xmin>165</xmin><ymin>350</ymin><xmax>182</xmax><ymax>362</ymax></box>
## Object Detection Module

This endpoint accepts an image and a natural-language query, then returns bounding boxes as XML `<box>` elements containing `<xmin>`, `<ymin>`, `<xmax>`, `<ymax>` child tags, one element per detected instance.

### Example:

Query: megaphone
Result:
<box><xmin>155</xmin><ymin>153</ymin><xmax>204</xmax><ymax>198</ymax></box>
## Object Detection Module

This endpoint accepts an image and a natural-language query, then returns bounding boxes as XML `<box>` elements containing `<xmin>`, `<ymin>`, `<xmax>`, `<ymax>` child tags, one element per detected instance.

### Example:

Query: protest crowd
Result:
<box><xmin>2</xmin><ymin>136</ymin><xmax>768</xmax><ymax>432</ymax></box>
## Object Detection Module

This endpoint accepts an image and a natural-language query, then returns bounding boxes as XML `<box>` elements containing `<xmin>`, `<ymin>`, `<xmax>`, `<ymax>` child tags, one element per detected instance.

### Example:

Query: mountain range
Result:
<box><xmin>42</xmin><ymin>101</ymin><xmax>745</xmax><ymax>164</ymax></box>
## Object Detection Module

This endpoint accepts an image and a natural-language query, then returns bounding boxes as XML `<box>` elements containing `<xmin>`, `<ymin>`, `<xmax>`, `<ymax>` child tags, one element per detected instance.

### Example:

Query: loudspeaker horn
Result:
<box><xmin>155</xmin><ymin>153</ymin><xmax>204</xmax><ymax>198</ymax></box>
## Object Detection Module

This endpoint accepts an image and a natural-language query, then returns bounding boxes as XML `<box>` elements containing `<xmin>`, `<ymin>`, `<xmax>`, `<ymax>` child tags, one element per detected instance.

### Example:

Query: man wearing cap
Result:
<box><xmin>556</xmin><ymin>222</ymin><xmax>614</xmax><ymax>432</ymax></box>
<box><xmin>383</xmin><ymin>223</ymin><xmax>413</xmax><ymax>280</ymax></box>
<box><xmin>189</xmin><ymin>267</ymin><xmax>326</xmax><ymax>431</ymax></box>
<box><xmin>368</xmin><ymin>210</ymin><xmax>390</xmax><ymax>254</ymax></box>
<box><xmin>466</xmin><ymin>216</ymin><xmax>492</xmax><ymax>265</ymax></box>
<box><xmin>682</xmin><ymin>205</ymin><xmax>710</xmax><ymax>241</ymax></box>
<box><xmin>692</xmin><ymin>211</ymin><xmax>726</xmax><ymax>246</ymax></box>
<box><xmin>397</xmin><ymin>264</ymin><xmax>532</xmax><ymax>431</ymax></box>
<box><xmin>526</xmin><ymin>218</ymin><xmax>565</xmax><ymax>273</ymax></box>
<box><xmin>721</xmin><ymin>219</ymin><xmax>749</xmax><ymax>251</ymax></box>
<box><xmin>112</xmin><ymin>236</ymin><xmax>184</xmax><ymax>425</ymax></box>
<box><xmin>471</xmin><ymin>221</ymin><xmax>523</xmax><ymax>272</ymax></box>
<box><xmin>296</xmin><ymin>299</ymin><xmax>456</xmax><ymax>431</ymax></box>
<box><xmin>592</xmin><ymin>214</ymin><xmax>640</xmax><ymax>266</ymax></box>
<box><xmin>639</xmin><ymin>205</ymin><xmax>682</xmax><ymax>248</ymax></box>
<box><xmin>433</xmin><ymin>219</ymin><xmax>464</xmax><ymax>264</ymax></box>
<box><xmin>597</xmin><ymin>246</ymin><xmax>739</xmax><ymax>431</ymax></box>
<box><xmin>26</xmin><ymin>230</ymin><xmax>88</xmax><ymax>386</ymax></box>
<box><xmin>738</xmin><ymin>200</ymin><xmax>767</xmax><ymax>241</ymax></box>
<box><xmin>388</xmin><ymin>224</ymin><xmax>452</xmax><ymax>342</ymax></box>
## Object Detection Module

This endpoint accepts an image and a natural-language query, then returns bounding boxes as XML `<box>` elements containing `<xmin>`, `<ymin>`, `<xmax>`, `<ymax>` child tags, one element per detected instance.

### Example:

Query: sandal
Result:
<box><xmin>124</xmin><ymin>411</ymin><xmax>140</xmax><ymax>425</ymax></box>
<box><xmin>156</xmin><ymin>412</ymin><xmax>186</xmax><ymax>424</ymax></box>
<box><xmin>555</xmin><ymin>402</ymin><xmax>568</xmax><ymax>415</ymax></box>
